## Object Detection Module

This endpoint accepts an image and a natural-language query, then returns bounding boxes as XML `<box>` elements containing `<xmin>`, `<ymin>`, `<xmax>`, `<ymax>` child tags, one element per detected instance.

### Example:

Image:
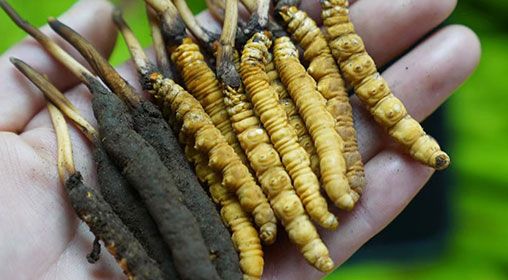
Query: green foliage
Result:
<box><xmin>0</xmin><ymin>0</ymin><xmax>75</xmax><ymax>52</ymax></box>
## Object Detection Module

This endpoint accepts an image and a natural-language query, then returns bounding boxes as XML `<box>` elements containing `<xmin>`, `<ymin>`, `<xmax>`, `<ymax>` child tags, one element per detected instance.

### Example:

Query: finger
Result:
<box><xmin>0</xmin><ymin>0</ymin><xmax>116</xmax><ymax>133</ymax></box>
<box><xmin>300</xmin><ymin>0</ymin><xmax>456</xmax><ymax>67</ymax></box>
<box><xmin>263</xmin><ymin>149</ymin><xmax>434</xmax><ymax>279</ymax></box>
<box><xmin>355</xmin><ymin>25</ymin><xmax>481</xmax><ymax>163</ymax></box>
<box><xmin>0</xmin><ymin>131</ymin><xmax>79</xmax><ymax>278</ymax></box>
<box><xmin>40</xmin><ymin>223</ymin><xmax>124</xmax><ymax>280</ymax></box>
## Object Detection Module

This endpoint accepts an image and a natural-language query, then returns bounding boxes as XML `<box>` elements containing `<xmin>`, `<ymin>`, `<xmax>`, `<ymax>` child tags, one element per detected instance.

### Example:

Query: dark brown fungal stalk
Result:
<box><xmin>146</xmin><ymin>6</ymin><xmax>173</xmax><ymax>80</ymax></box>
<box><xmin>15</xmin><ymin>14</ymin><xmax>218</xmax><ymax>277</ymax></box>
<box><xmin>45</xmin><ymin>98</ymin><xmax>164</xmax><ymax>280</ymax></box>
<box><xmin>144</xmin><ymin>0</ymin><xmax>187</xmax><ymax>45</ymax></box>
<box><xmin>204</xmin><ymin>0</ymin><xmax>251</xmax><ymax>47</ymax></box>
<box><xmin>216</xmin><ymin>0</ymin><xmax>241</xmax><ymax>88</ymax></box>
<box><xmin>9</xmin><ymin>56</ymin><xmax>179</xmax><ymax>279</ymax></box>
<box><xmin>173</xmin><ymin>0</ymin><xmax>218</xmax><ymax>56</ymax></box>
<box><xmin>115</xmin><ymin>9</ymin><xmax>277</xmax><ymax>246</ymax></box>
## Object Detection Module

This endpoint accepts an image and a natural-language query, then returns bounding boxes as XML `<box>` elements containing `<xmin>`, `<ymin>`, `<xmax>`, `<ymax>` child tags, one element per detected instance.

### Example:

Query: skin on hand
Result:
<box><xmin>0</xmin><ymin>0</ymin><xmax>479</xmax><ymax>279</ymax></box>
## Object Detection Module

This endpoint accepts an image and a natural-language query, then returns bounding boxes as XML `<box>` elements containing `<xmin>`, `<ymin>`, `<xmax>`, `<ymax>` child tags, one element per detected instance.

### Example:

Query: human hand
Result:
<box><xmin>0</xmin><ymin>0</ymin><xmax>480</xmax><ymax>279</ymax></box>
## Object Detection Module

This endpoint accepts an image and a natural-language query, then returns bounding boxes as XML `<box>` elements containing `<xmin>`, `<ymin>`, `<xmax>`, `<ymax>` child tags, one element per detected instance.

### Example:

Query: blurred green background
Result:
<box><xmin>1</xmin><ymin>1</ymin><xmax>507</xmax><ymax>279</ymax></box>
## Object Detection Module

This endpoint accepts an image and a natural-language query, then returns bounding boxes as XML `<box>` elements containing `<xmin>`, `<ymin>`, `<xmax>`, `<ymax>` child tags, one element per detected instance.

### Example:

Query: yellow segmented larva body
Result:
<box><xmin>279</xmin><ymin>94</ymin><xmax>320</xmax><ymax>176</ymax></box>
<box><xmin>148</xmin><ymin>72</ymin><xmax>277</xmax><ymax>244</ymax></box>
<box><xmin>240</xmin><ymin>32</ymin><xmax>337</xmax><ymax>230</ymax></box>
<box><xmin>223</xmin><ymin>83</ymin><xmax>334</xmax><ymax>272</ymax></box>
<box><xmin>265</xmin><ymin>53</ymin><xmax>288</xmax><ymax>99</ymax></box>
<box><xmin>274</xmin><ymin>36</ymin><xmax>359</xmax><ymax>211</ymax></box>
<box><xmin>171</xmin><ymin>38</ymin><xmax>249</xmax><ymax>165</ymax></box>
<box><xmin>265</xmin><ymin>53</ymin><xmax>320</xmax><ymax>175</ymax></box>
<box><xmin>184</xmin><ymin>146</ymin><xmax>264</xmax><ymax>279</ymax></box>
<box><xmin>280</xmin><ymin>6</ymin><xmax>365</xmax><ymax>193</ymax></box>
<box><xmin>321</xmin><ymin>0</ymin><xmax>450</xmax><ymax>170</ymax></box>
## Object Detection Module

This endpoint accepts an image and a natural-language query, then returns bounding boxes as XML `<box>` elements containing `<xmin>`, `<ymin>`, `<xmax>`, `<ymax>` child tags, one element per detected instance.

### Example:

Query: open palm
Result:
<box><xmin>0</xmin><ymin>0</ymin><xmax>479</xmax><ymax>279</ymax></box>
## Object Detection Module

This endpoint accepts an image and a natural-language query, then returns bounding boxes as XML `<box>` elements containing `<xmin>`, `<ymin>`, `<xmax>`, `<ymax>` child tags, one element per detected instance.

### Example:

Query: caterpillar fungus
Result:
<box><xmin>219</xmin><ymin>0</ymin><xmax>334</xmax><ymax>266</ymax></box>
<box><xmin>170</xmin><ymin>38</ymin><xmax>249</xmax><ymax>166</ymax></box>
<box><xmin>240</xmin><ymin>31</ymin><xmax>338</xmax><ymax>230</ymax></box>
<box><xmin>143</xmin><ymin>10</ymin><xmax>262</xmax><ymax>277</ymax></box>
<box><xmin>185</xmin><ymin>146</ymin><xmax>264</xmax><ymax>279</ymax></box>
<box><xmin>321</xmin><ymin>0</ymin><xmax>450</xmax><ymax>170</ymax></box>
<box><xmin>9</xmin><ymin>52</ymin><xmax>178</xmax><ymax>278</ymax></box>
<box><xmin>223</xmin><ymin>83</ymin><xmax>334</xmax><ymax>272</ymax></box>
<box><xmin>146</xmin><ymin>72</ymin><xmax>277</xmax><ymax>244</ymax></box>
<box><xmin>265</xmin><ymin>52</ymin><xmax>320</xmax><ymax>175</ymax></box>
<box><xmin>279</xmin><ymin>6</ymin><xmax>366</xmax><ymax>193</ymax></box>
<box><xmin>43</xmin><ymin>101</ymin><xmax>164</xmax><ymax>280</ymax></box>
<box><xmin>274</xmin><ymin>36</ymin><xmax>360</xmax><ymax>211</ymax></box>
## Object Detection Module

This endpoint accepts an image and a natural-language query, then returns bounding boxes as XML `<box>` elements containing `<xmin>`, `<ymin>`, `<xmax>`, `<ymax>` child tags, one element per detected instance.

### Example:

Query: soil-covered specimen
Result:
<box><xmin>321</xmin><ymin>0</ymin><xmax>450</xmax><ymax>170</ymax></box>
<box><xmin>47</xmin><ymin>17</ymin><xmax>240</xmax><ymax>279</ymax></box>
<box><xmin>87</xmin><ymin>73</ymin><xmax>220</xmax><ymax>280</ymax></box>
<box><xmin>43</xmin><ymin>96</ymin><xmax>164</xmax><ymax>280</ymax></box>
<box><xmin>8</xmin><ymin>51</ymin><xmax>177</xmax><ymax>279</ymax></box>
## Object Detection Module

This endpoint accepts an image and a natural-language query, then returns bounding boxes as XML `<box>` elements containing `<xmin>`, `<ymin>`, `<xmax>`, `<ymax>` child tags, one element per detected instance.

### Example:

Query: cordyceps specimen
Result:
<box><xmin>91</xmin><ymin>74</ymin><xmax>220</xmax><ymax>280</ymax></box>
<box><xmin>0</xmin><ymin>4</ymin><xmax>178</xmax><ymax>277</ymax></box>
<box><xmin>321</xmin><ymin>0</ymin><xmax>450</xmax><ymax>170</ymax></box>
<box><xmin>185</xmin><ymin>139</ymin><xmax>264</xmax><ymax>280</ymax></box>
<box><xmin>48</xmin><ymin>16</ymin><xmax>243</xmax><ymax>279</ymax></box>
<box><xmin>147</xmin><ymin>10</ymin><xmax>264</xmax><ymax>278</ymax></box>
<box><xmin>265</xmin><ymin>51</ymin><xmax>320</xmax><ymax>176</ymax></box>
<box><xmin>9</xmin><ymin>56</ymin><xmax>179</xmax><ymax>279</ymax></box>
<box><xmin>43</xmin><ymin>19</ymin><xmax>220</xmax><ymax>279</ymax></box>
<box><xmin>274</xmin><ymin>35</ymin><xmax>359</xmax><ymax>210</ymax></box>
<box><xmin>146</xmin><ymin>0</ymin><xmax>249</xmax><ymax>167</ymax></box>
<box><xmin>39</xmin><ymin>83</ymin><xmax>164</xmax><ymax>279</ymax></box>
<box><xmin>278</xmin><ymin>4</ymin><xmax>366</xmax><ymax>193</ymax></box>
<box><xmin>240</xmin><ymin>30</ymin><xmax>337</xmax><ymax>230</ymax></box>
<box><xmin>149</xmin><ymin>61</ymin><xmax>280</xmax><ymax>249</ymax></box>
<box><xmin>115</xmin><ymin>6</ymin><xmax>277</xmax><ymax>246</ymax></box>
<box><xmin>115</xmin><ymin>11</ymin><xmax>246</xmax><ymax>280</ymax></box>
<box><xmin>229</xmin><ymin>0</ymin><xmax>321</xmax><ymax>177</ymax></box>
<box><xmin>219</xmin><ymin>0</ymin><xmax>334</xmax><ymax>273</ymax></box>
